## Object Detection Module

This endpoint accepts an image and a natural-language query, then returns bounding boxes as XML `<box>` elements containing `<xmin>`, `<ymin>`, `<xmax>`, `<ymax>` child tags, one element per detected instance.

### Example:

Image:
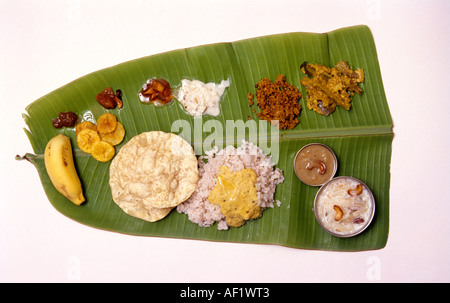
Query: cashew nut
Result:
<box><xmin>348</xmin><ymin>184</ymin><xmax>363</xmax><ymax>196</ymax></box>
<box><xmin>333</xmin><ymin>205</ymin><xmax>343</xmax><ymax>221</ymax></box>
<box><xmin>306</xmin><ymin>160</ymin><xmax>327</xmax><ymax>175</ymax></box>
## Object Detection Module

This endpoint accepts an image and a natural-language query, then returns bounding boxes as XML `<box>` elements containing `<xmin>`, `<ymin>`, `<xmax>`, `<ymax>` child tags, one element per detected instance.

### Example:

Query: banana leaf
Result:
<box><xmin>19</xmin><ymin>25</ymin><xmax>392</xmax><ymax>251</ymax></box>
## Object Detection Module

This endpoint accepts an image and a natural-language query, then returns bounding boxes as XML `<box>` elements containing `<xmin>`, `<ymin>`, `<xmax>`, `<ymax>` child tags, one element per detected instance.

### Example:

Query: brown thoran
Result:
<box><xmin>250</xmin><ymin>74</ymin><xmax>302</xmax><ymax>130</ymax></box>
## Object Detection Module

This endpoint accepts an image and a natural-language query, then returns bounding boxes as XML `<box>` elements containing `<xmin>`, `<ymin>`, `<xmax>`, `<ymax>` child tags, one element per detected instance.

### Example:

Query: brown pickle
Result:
<box><xmin>96</xmin><ymin>87</ymin><xmax>123</xmax><ymax>109</ymax></box>
<box><xmin>139</xmin><ymin>78</ymin><xmax>174</xmax><ymax>105</ymax></box>
<box><xmin>52</xmin><ymin>112</ymin><xmax>78</xmax><ymax>128</ymax></box>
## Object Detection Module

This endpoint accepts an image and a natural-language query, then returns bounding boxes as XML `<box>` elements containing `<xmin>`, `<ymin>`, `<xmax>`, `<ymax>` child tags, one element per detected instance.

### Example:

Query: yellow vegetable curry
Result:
<box><xmin>208</xmin><ymin>165</ymin><xmax>260</xmax><ymax>227</ymax></box>
<box><xmin>300</xmin><ymin>61</ymin><xmax>364</xmax><ymax>116</ymax></box>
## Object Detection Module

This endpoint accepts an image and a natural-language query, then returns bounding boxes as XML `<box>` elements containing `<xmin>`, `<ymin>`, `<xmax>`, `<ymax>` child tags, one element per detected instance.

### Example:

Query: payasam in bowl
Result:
<box><xmin>314</xmin><ymin>176</ymin><xmax>375</xmax><ymax>238</ymax></box>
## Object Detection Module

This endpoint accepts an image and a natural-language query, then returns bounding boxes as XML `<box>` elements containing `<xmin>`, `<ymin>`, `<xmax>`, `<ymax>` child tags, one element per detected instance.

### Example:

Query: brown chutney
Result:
<box><xmin>294</xmin><ymin>143</ymin><xmax>337</xmax><ymax>186</ymax></box>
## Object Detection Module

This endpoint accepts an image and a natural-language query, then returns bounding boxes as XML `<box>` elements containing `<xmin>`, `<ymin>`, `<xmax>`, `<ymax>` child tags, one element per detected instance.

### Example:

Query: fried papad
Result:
<box><xmin>109</xmin><ymin>131</ymin><xmax>199</xmax><ymax>222</ymax></box>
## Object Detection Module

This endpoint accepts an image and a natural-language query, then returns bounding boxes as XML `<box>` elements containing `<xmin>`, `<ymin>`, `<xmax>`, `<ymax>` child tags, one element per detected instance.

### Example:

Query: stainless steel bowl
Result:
<box><xmin>314</xmin><ymin>176</ymin><xmax>375</xmax><ymax>238</ymax></box>
<box><xmin>293</xmin><ymin>143</ymin><xmax>338</xmax><ymax>186</ymax></box>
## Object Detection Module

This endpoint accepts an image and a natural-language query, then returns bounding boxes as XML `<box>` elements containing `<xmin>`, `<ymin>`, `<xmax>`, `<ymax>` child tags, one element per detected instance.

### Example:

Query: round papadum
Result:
<box><xmin>109</xmin><ymin>131</ymin><xmax>198</xmax><ymax>222</ymax></box>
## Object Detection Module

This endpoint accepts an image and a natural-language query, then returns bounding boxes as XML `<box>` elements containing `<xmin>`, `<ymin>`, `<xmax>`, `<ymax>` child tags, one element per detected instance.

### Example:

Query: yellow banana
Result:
<box><xmin>44</xmin><ymin>134</ymin><xmax>85</xmax><ymax>205</ymax></box>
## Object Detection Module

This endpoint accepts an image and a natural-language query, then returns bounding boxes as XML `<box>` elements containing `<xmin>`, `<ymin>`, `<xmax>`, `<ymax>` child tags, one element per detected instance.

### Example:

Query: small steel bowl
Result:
<box><xmin>314</xmin><ymin>176</ymin><xmax>376</xmax><ymax>238</ymax></box>
<box><xmin>294</xmin><ymin>143</ymin><xmax>338</xmax><ymax>186</ymax></box>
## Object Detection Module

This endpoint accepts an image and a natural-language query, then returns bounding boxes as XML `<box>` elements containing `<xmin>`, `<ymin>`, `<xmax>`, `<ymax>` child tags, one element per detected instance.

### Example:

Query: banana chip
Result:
<box><xmin>91</xmin><ymin>141</ymin><xmax>115</xmax><ymax>162</ymax></box>
<box><xmin>97</xmin><ymin>113</ymin><xmax>117</xmax><ymax>134</ymax></box>
<box><xmin>75</xmin><ymin>113</ymin><xmax>125</xmax><ymax>162</ymax></box>
<box><xmin>75</xmin><ymin>121</ymin><xmax>97</xmax><ymax>136</ymax></box>
<box><xmin>77</xmin><ymin>129</ymin><xmax>101</xmax><ymax>153</ymax></box>
<box><xmin>99</xmin><ymin>122</ymin><xmax>125</xmax><ymax>146</ymax></box>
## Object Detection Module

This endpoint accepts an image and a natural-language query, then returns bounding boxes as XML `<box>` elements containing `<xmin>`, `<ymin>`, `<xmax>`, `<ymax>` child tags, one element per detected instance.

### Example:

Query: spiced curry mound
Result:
<box><xmin>248</xmin><ymin>74</ymin><xmax>302</xmax><ymax>130</ymax></box>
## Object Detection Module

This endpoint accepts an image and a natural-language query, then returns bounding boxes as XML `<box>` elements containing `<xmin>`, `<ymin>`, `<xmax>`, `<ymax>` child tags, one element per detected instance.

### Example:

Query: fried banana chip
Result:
<box><xmin>99</xmin><ymin>122</ymin><xmax>125</xmax><ymax>146</ymax></box>
<box><xmin>77</xmin><ymin>129</ymin><xmax>101</xmax><ymax>153</ymax></box>
<box><xmin>97</xmin><ymin>113</ymin><xmax>117</xmax><ymax>134</ymax></box>
<box><xmin>91</xmin><ymin>141</ymin><xmax>115</xmax><ymax>162</ymax></box>
<box><xmin>75</xmin><ymin>121</ymin><xmax>97</xmax><ymax>136</ymax></box>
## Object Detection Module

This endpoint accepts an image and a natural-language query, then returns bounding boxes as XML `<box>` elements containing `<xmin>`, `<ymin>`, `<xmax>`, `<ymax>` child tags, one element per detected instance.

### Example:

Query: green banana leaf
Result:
<box><xmin>19</xmin><ymin>25</ymin><xmax>392</xmax><ymax>251</ymax></box>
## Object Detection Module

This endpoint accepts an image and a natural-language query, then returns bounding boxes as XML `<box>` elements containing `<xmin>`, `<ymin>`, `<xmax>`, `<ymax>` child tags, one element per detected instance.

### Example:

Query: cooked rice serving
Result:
<box><xmin>176</xmin><ymin>140</ymin><xmax>284</xmax><ymax>230</ymax></box>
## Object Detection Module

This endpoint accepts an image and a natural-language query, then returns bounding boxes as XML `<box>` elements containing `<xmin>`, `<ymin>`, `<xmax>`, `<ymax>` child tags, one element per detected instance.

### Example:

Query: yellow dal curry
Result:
<box><xmin>208</xmin><ymin>165</ymin><xmax>260</xmax><ymax>227</ymax></box>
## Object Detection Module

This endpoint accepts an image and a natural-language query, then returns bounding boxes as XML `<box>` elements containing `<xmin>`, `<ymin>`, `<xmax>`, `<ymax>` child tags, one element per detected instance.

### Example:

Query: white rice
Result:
<box><xmin>176</xmin><ymin>140</ymin><xmax>284</xmax><ymax>230</ymax></box>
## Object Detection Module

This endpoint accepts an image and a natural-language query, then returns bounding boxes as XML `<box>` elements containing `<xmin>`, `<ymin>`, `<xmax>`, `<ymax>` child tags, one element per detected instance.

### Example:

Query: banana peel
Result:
<box><xmin>44</xmin><ymin>134</ymin><xmax>85</xmax><ymax>205</ymax></box>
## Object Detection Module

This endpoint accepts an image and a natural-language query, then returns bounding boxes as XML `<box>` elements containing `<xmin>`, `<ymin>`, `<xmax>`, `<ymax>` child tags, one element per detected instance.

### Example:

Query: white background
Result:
<box><xmin>1</xmin><ymin>0</ymin><xmax>449</xmax><ymax>283</ymax></box>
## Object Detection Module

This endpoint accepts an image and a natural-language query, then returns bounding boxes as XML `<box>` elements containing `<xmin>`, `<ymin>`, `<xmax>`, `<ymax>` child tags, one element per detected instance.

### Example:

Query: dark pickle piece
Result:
<box><xmin>139</xmin><ymin>78</ymin><xmax>174</xmax><ymax>105</ymax></box>
<box><xmin>52</xmin><ymin>111</ymin><xmax>78</xmax><ymax>128</ymax></box>
<box><xmin>96</xmin><ymin>87</ymin><xmax>123</xmax><ymax>109</ymax></box>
